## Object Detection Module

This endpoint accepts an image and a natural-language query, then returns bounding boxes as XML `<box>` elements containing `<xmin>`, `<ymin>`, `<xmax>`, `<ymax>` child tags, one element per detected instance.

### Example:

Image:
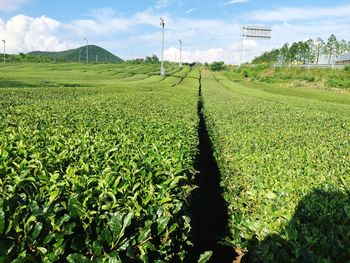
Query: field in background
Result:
<box><xmin>0</xmin><ymin>63</ymin><xmax>349</xmax><ymax>262</ymax></box>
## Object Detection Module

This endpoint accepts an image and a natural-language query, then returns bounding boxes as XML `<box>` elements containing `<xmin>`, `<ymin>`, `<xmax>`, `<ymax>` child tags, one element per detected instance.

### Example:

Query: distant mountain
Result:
<box><xmin>28</xmin><ymin>45</ymin><xmax>123</xmax><ymax>63</ymax></box>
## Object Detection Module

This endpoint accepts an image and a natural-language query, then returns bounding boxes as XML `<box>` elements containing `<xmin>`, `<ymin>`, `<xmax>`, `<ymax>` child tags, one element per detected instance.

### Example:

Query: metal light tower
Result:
<box><xmin>84</xmin><ymin>38</ymin><xmax>89</xmax><ymax>64</ymax></box>
<box><xmin>160</xmin><ymin>17</ymin><xmax>165</xmax><ymax>76</ymax></box>
<box><xmin>239</xmin><ymin>26</ymin><xmax>272</xmax><ymax>66</ymax></box>
<box><xmin>239</xmin><ymin>27</ymin><xmax>243</xmax><ymax>67</ymax></box>
<box><xmin>179</xmin><ymin>39</ymin><xmax>183</xmax><ymax>68</ymax></box>
<box><xmin>2</xmin><ymin>40</ymin><xmax>6</xmax><ymax>64</ymax></box>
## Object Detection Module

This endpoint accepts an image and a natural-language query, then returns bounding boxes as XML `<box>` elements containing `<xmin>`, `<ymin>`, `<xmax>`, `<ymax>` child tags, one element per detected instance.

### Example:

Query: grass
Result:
<box><xmin>233</xmin><ymin>65</ymin><xmax>350</xmax><ymax>90</ymax></box>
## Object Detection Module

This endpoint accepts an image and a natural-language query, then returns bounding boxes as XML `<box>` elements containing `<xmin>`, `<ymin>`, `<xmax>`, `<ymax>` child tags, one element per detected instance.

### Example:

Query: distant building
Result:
<box><xmin>335</xmin><ymin>53</ymin><xmax>350</xmax><ymax>65</ymax></box>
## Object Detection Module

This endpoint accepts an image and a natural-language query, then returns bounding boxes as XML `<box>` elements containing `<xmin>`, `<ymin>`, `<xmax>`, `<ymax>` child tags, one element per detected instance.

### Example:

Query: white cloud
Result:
<box><xmin>165</xmin><ymin>47</ymin><xmax>225</xmax><ymax>63</ymax></box>
<box><xmin>247</xmin><ymin>4</ymin><xmax>350</xmax><ymax>21</ymax></box>
<box><xmin>0</xmin><ymin>0</ymin><xmax>30</xmax><ymax>12</ymax></box>
<box><xmin>224</xmin><ymin>0</ymin><xmax>249</xmax><ymax>5</ymax></box>
<box><xmin>155</xmin><ymin>0</ymin><xmax>169</xmax><ymax>9</ymax></box>
<box><xmin>64</xmin><ymin>9</ymin><xmax>163</xmax><ymax>37</ymax></box>
<box><xmin>0</xmin><ymin>15</ymin><xmax>71</xmax><ymax>53</ymax></box>
<box><xmin>164</xmin><ymin>40</ymin><xmax>258</xmax><ymax>64</ymax></box>
<box><xmin>65</xmin><ymin>18</ymin><xmax>130</xmax><ymax>36</ymax></box>
<box><xmin>271</xmin><ymin>20</ymin><xmax>350</xmax><ymax>46</ymax></box>
<box><xmin>132</xmin><ymin>10</ymin><xmax>166</xmax><ymax>27</ymax></box>
<box><xmin>131</xmin><ymin>17</ymin><xmax>243</xmax><ymax>62</ymax></box>
<box><xmin>185</xmin><ymin>8</ymin><xmax>197</xmax><ymax>15</ymax></box>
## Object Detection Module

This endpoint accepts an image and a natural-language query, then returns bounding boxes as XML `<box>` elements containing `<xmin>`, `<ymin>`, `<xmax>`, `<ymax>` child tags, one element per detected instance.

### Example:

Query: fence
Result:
<box><xmin>274</xmin><ymin>64</ymin><xmax>345</xmax><ymax>69</ymax></box>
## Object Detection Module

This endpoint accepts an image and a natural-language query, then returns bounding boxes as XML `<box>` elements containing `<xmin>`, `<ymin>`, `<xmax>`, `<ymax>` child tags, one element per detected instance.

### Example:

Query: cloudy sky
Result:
<box><xmin>0</xmin><ymin>0</ymin><xmax>350</xmax><ymax>64</ymax></box>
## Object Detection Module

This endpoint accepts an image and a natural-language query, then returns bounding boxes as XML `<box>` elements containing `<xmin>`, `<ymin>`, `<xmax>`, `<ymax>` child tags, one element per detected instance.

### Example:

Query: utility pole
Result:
<box><xmin>84</xmin><ymin>38</ymin><xmax>89</xmax><ymax>64</ymax></box>
<box><xmin>96</xmin><ymin>55</ymin><xmax>98</xmax><ymax>63</ymax></box>
<box><xmin>79</xmin><ymin>49</ymin><xmax>82</xmax><ymax>63</ymax></box>
<box><xmin>2</xmin><ymin>40</ymin><xmax>6</xmax><ymax>64</ymax></box>
<box><xmin>179</xmin><ymin>39</ymin><xmax>183</xmax><ymax>68</ymax></box>
<box><xmin>239</xmin><ymin>27</ymin><xmax>243</xmax><ymax>67</ymax></box>
<box><xmin>160</xmin><ymin>17</ymin><xmax>165</xmax><ymax>76</ymax></box>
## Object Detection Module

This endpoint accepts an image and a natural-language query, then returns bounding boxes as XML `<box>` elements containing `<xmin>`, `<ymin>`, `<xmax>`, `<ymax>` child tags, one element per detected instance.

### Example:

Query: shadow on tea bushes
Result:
<box><xmin>243</xmin><ymin>189</ymin><xmax>350</xmax><ymax>262</ymax></box>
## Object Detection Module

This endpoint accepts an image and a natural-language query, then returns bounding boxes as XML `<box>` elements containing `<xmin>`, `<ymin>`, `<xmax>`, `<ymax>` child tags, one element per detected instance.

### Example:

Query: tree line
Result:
<box><xmin>2</xmin><ymin>53</ymin><xmax>62</xmax><ymax>63</ymax></box>
<box><xmin>127</xmin><ymin>55</ymin><xmax>160</xmax><ymax>64</ymax></box>
<box><xmin>252</xmin><ymin>34</ymin><xmax>350</xmax><ymax>65</ymax></box>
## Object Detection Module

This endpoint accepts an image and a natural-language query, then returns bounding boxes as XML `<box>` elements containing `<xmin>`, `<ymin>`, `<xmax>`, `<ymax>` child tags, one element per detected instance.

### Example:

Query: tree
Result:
<box><xmin>288</xmin><ymin>42</ymin><xmax>300</xmax><ymax>63</ymax></box>
<box><xmin>251</xmin><ymin>34</ymin><xmax>348</xmax><ymax>65</ymax></box>
<box><xmin>325</xmin><ymin>34</ymin><xmax>337</xmax><ymax>64</ymax></box>
<box><xmin>337</xmin><ymin>39</ymin><xmax>348</xmax><ymax>56</ymax></box>
<box><xmin>315</xmin><ymin>37</ymin><xmax>325</xmax><ymax>64</ymax></box>
<box><xmin>210</xmin><ymin>61</ymin><xmax>225</xmax><ymax>71</ymax></box>
<box><xmin>145</xmin><ymin>55</ymin><xmax>159</xmax><ymax>64</ymax></box>
<box><xmin>252</xmin><ymin>48</ymin><xmax>280</xmax><ymax>64</ymax></box>
<box><xmin>305</xmin><ymin>39</ymin><xmax>316</xmax><ymax>64</ymax></box>
<box><xmin>280</xmin><ymin>43</ymin><xmax>289</xmax><ymax>64</ymax></box>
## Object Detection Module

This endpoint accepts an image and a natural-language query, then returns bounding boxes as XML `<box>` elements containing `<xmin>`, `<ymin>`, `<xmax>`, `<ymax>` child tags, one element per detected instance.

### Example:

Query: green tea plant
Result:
<box><xmin>0</xmin><ymin>64</ymin><xmax>200</xmax><ymax>262</ymax></box>
<box><xmin>201</xmin><ymin>70</ymin><xmax>350</xmax><ymax>261</ymax></box>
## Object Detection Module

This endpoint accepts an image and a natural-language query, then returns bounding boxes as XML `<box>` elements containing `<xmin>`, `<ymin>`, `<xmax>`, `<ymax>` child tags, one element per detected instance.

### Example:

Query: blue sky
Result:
<box><xmin>1</xmin><ymin>0</ymin><xmax>350</xmax><ymax>63</ymax></box>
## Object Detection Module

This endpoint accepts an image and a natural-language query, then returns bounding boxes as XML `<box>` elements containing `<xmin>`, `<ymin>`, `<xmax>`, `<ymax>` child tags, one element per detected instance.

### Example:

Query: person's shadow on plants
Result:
<box><xmin>242</xmin><ymin>188</ymin><xmax>350</xmax><ymax>263</ymax></box>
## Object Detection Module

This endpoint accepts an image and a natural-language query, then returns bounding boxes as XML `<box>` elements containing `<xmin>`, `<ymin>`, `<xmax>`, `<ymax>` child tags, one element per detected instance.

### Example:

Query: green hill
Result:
<box><xmin>28</xmin><ymin>45</ymin><xmax>123</xmax><ymax>63</ymax></box>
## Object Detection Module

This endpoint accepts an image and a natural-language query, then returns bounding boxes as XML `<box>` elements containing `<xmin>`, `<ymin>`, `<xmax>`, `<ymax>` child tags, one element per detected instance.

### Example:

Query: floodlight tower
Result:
<box><xmin>239</xmin><ymin>26</ymin><xmax>272</xmax><ymax>66</ymax></box>
<box><xmin>84</xmin><ymin>38</ymin><xmax>89</xmax><ymax>64</ymax></box>
<box><xmin>239</xmin><ymin>27</ymin><xmax>243</xmax><ymax>67</ymax></box>
<box><xmin>2</xmin><ymin>40</ymin><xmax>6</xmax><ymax>64</ymax></box>
<box><xmin>160</xmin><ymin>17</ymin><xmax>165</xmax><ymax>76</ymax></box>
<box><xmin>179</xmin><ymin>39</ymin><xmax>183</xmax><ymax>68</ymax></box>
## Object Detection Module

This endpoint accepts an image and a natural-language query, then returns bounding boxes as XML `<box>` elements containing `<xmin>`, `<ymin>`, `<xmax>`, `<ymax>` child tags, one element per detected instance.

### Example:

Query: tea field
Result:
<box><xmin>0</xmin><ymin>63</ymin><xmax>349</xmax><ymax>262</ymax></box>
<box><xmin>201</xmin><ymin>70</ymin><xmax>350</xmax><ymax>262</ymax></box>
<box><xmin>0</xmin><ymin>63</ymin><xmax>201</xmax><ymax>262</ymax></box>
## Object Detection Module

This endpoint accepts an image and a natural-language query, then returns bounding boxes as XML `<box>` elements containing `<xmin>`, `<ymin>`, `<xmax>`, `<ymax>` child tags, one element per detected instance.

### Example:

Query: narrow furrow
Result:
<box><xmin>171</xmin><ymin>67</ymin><xmax>193</xmax><ymax>87</ymax></box>
<box><xmin>187</xmin><ymin>71</ymin><xmax>237</xmax><ymax>263</ymax></box>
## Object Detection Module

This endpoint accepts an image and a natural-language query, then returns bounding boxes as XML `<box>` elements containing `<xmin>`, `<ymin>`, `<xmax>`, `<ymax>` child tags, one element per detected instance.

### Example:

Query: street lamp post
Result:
<box><xmin>239</xmin><ymin>27</ymin><xmax>243</xmax><ymax>67</ymax></box>
<box><xmin>2</xmin><ymin>40</ymin><xmax>6</xmax><ymax>64</ymax></box>
<box><xmin>179</xmin><ymin>40</ymin><xmax>183</xmax><ymax>68</ymax></box>
<box><xmin>160</xmin><ymin>17</ymin><xmax>165</xmax><ymax>76</ymax></box>
<box><xmin>84</xmin><ymin>38</ymin><xmax>89</xmax><ymax>64</ymax></box>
